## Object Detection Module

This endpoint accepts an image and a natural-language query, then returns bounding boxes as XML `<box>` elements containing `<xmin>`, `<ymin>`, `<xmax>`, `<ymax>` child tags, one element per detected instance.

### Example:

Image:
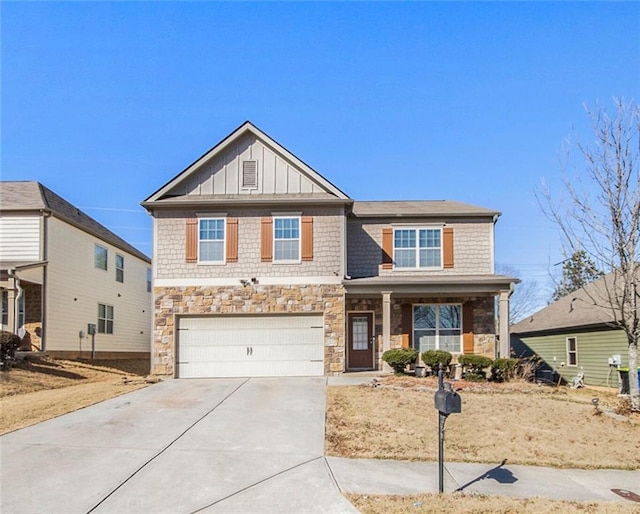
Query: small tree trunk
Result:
<box><xmin>629</xmin><ymin>339</ymin><xmax>639</xmax><ymax>411</ymax></box>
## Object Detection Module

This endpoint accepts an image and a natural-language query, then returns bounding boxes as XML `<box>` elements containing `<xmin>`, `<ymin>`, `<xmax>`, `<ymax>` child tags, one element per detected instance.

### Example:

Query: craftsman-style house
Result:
<box><xmin>143</xmin><ymin>122</ymin><xmax>516</xmax><ymax>377</ymax></box>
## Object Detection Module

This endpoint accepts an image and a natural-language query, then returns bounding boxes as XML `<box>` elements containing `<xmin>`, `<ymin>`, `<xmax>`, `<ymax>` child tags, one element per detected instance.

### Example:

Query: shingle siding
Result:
<box><xmin>347</xmin><ymin>218</ymin><xmax>493</xmax><ymax>278</ymax></box>
<box><xmin>155</xmin><ymin>207</ymin><xmax>343</xmax><ymax>279</ymax></box>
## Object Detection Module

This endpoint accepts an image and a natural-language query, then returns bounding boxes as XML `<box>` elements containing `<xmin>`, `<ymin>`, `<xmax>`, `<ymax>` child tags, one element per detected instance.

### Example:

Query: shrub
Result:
<box><xmin>1</xmin><ymin>331</ymin><xmax>21</xmax><ymax>371</ymax></box>
<box><xmin>458</xmin><ymin>354</ymin><xmax>493</xmax><ymax>381</ymax></box>
<box><xmin>491</xmin><ymin>358</ymin><xmax>519</xmax><ymax>382</ymax></box>
<box><xmin>382</xmin><ymin>348</ymin><xmax>419</xmax><ymax>375</ymax></box>
<box><xmin>421</xmin><ymin>350</ymin><xmax>452</xmax><ymax>372</ymax></box>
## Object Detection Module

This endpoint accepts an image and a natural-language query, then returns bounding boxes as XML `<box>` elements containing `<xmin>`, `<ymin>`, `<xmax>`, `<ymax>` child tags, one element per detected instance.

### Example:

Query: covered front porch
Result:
<box><xmin>343</xmin><ymin>275</ymin><xmax>517</xmax><ymax>371</ymax></box>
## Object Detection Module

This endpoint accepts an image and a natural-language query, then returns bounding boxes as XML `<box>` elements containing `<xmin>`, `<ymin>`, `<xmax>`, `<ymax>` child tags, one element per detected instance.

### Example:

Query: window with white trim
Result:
<box><xmin>394</xmin><ymin>228</ymin><xmax>442</xmax><ymax>268</ymax></box>
<box><xmin>199</xmin><ymin>218</ymin><xmax>225</xmax><ymax>263</ymax></box>
<box><xmin>274</xmin><ymin>216</ymin><xmax>300</xmax><ymax>262</ymax></box>
<box><xmin>566</xmin><ymin>337</ymin><xmax>578</xmax><ymax>366</ymax></box>
<box><xmin>95</xmin><ymin>244</ymin><xmax>108</xmax><ymax>270</ymax></box>
<box><xmin>413</xmin><ymin>304</ymin><xmax>461</xmax><ymax>353</ymax></box>
<box><xmin>98</xmin><ymin>303</ymin><xmax>114</xmax><ymax>334</ymax></box>
<box><xmin>115</xmin><ymin>254</ymin><xmax>124</xmax><ymax>283</ymax></box>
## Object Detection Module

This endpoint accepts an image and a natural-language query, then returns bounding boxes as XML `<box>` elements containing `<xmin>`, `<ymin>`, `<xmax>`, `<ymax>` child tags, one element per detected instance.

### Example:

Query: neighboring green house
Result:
<box><xmin>510</xmin><ymin>273</ymin><xmax>631</xmax><ymax>389</ymax></box>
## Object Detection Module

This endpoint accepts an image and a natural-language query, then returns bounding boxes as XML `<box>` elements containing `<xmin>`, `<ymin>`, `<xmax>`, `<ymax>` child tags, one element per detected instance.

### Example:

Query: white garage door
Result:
<box><xmin>177</xmin><ymin>314</ymin><xmax>325</xmax><ymax>378</ymax></box>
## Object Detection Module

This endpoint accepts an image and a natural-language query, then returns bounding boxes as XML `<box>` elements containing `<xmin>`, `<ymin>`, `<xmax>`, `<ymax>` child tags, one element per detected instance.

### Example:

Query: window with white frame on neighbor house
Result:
<box><xmin>95</xmin><ymin>244</ymin><xmax>108</xmax><ymax>270</ymax></box>
<box><xmin>98</xmin><ymin>303</ymin><xmax>113</xmax><ymax>334</ymax></box>
<box><xmin>146</xmin><ymin>267</ymin><xmax>152</xmax><ymax>292</ymax></box>
<box><xmin>198</xmin><ymin>218</ymin><xmax>225</xmax><ymax>263</ymax></box>
<box><xmin>413</xmin><ymin>304</ymin><xmax>462</xmax><ymax>353</ymax></box>
<box><xmin>394</xmin><ymin>228</ymin><xmax>442</xmax><ymax>268</ymax></box>
<box><xmin>566</xmin><ymin>337</ymin><xmax>578</xmax><ymax>366</ymax></box>
<box><xmin>274</xmin><ymin>216</ymin><xmax>300</xmax><ymax>261</ymax></box>
<box><xmin>115</xmin><ymin>254</ymin><xmax>124</xmax><ymax>282</ymax></box>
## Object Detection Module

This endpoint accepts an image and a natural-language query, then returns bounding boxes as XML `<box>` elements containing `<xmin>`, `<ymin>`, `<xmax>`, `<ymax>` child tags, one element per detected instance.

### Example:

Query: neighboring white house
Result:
<box><xmin>0</xmin><ymin>181</ymin><xmax>152</xmax><ymax>359</ymax></box>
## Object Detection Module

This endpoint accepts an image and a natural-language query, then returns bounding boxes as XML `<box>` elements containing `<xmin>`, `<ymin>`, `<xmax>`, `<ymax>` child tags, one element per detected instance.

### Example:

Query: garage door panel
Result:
<box><xmin>177</xmin><ymin>314</ymin><xmax>325</xmax><ymax>378</ymax></box>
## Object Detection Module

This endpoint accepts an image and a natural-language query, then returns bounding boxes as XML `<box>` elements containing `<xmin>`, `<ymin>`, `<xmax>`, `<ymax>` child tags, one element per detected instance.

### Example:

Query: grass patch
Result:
<box><xmin>347</xmin><ymin>493</ymin><xmax>631</xmax><ymax>513</ymax></box>
<box><xmin>326</xmin><ymin>377</ymin><xmax>640</xmax><ymax>470</ymax></box>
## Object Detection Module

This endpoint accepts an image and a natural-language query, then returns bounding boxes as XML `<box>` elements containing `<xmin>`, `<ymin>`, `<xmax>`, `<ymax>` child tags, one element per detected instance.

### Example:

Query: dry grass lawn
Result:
<box><xmin>326</xmin><ymin>376</ymin><xmax>640</xmax><ymax>470</ymax></box>
<box><xmin>348</xmin><ymin>493</ymin><xmax>638</xmax><ymax>514</ymax></box>
<box><xmin>0</xmin><ymin>357</ymin><xmax>151</xmax><ymax>434</ymax></box>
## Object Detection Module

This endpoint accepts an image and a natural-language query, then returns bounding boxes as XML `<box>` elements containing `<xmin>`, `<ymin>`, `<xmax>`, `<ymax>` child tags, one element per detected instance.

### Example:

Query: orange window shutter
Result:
<box><xmin>382</xmin><ymin>228</ymin><xmax>393</xmax><ymax>269</ymax></box>
<box><xmin>443</xmin><ymin>227</ymin><xmax>454</xmax><ymax>268</ymax></box>
<box><xmin>301</xmin><ymin>216</ymin><xmax>313</xmax><ymax>261</ymax></box>
<box><xmin>462</xmin><ymin>303</ymin><xmax>474</xmax><ymax>354</ymax></box>
<box><xmin>185</xmin><ymin>218</ymin><xmax>198</xmax><ymax>263</ymax></box>
<box><xmin>226</xmin><ymin>218</ymin><xmax>238</xmax><ymax>262</ymax></box>
<box><xmin>261</xmin><ymin>217</ymin><xmax>273</xmax><ymax>262</ymax></box>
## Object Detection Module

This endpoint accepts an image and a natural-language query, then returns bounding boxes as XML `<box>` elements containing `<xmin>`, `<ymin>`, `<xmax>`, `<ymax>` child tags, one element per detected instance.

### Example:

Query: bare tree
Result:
<box><xmin>539</xmin><ymin>99</ymin><xmax>639</xmax><ymax>411</ymax></box>
<box><xmin>497</xmin><ymin>264</ymin><xmax>541</xmax><ymax>324</ymax></box>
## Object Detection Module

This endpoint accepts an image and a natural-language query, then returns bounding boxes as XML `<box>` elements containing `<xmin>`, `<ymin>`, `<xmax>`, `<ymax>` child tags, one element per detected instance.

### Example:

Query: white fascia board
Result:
<box><xmin>154</xmin><ymin>276</ymin><xmax>343</xmax><ymax>288</ymax></box>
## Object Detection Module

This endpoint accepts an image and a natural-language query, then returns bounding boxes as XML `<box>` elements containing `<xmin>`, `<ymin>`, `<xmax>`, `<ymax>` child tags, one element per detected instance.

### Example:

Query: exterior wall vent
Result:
<box><xmin>242</xmin><ymin>160</ymin><xmax>258</xmax><ymax>189</ymax></box>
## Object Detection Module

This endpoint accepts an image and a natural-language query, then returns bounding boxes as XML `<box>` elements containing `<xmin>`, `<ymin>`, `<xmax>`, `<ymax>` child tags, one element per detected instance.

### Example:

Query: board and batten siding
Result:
<box><xmin>0</xmin><ymin>216</ymin><xmax>41</xmax><ymax>261</ymax></box>
<box><xmin>514</xmin><ymin>329</ymin><xmax>629</xmax><ymax>388</ymax></box>
<box><xmin>167</xmin><ymin>133</ymin><xmax>325</xmax><ymax>197</ymax></box>
<box><xmin>45</xmin><ymin>217</ymin><xmax>151</xmax><ymax>354</ymax></box>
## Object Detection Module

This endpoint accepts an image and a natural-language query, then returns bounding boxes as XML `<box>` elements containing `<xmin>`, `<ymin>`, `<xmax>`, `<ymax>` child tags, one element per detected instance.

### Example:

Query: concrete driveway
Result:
<box><xmin>1</xmin><ymin>378</ymin><xmax>358</xmax><ymax>514</ymax></box>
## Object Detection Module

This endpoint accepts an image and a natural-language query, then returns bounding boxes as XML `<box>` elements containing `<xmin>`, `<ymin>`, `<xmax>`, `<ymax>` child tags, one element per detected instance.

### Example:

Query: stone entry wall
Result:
<box><xmin>345</xmin><ymin>295</ymin><xmax>497</xmax><ymax>369</ymax></box>
<box><xmin>153</xmin><ymin>284</ymin><xmax>345</xmax><ymax>376</ymax></box>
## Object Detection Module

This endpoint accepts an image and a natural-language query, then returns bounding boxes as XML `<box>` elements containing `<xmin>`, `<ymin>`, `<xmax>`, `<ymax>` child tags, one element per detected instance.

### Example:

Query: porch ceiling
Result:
<box><xmin>343</xmin><ymin>274</ymin><xmax>518</xmax><ymax>297</ymax></box>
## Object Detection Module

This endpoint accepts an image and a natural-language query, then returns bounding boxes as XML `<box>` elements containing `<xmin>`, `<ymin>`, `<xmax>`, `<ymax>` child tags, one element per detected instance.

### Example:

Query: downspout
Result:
<box><xmin>7</xmin><ymin>269</ymin><xmax>23</xmax><ymax>334</ymax></box>
<box><xmin>40</xmin><ymin>210</ymin><xmax>51</xmax><ymax>351</ymax></box>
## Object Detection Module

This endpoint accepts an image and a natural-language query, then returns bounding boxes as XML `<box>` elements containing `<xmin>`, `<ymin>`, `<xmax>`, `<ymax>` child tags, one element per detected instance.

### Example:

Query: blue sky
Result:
<box><xmin>2</xmin><ymin>2</ymin><xmax>638</xmax><ymax>310</ymax></box>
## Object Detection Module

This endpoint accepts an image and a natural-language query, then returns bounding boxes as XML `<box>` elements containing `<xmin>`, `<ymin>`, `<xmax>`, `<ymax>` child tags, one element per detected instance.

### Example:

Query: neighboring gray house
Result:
<box><xmin>143</xmin><ymin>121</ymin><xmax>517</xmax><ymax>378</ymax></box>
<box><xmin>511</xmin><ymin>273</ymin><xmax>632</xmax><ymax>387</ymax></box>
<box><xmin>0</xmin><ymin>181</ymin><xmax>152</xmax><ymax>359</ymax></box>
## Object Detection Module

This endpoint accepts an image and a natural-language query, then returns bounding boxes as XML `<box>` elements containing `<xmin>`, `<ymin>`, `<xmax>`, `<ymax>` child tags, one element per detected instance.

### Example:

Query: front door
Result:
<box><xmin>347</xmin><ymin>312</ymin><xmax>374</xmax><ymax>369</ymax></box>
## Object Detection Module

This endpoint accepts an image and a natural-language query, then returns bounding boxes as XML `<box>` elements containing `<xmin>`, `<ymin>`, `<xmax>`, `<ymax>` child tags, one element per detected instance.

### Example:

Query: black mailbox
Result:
<box><xmin>434</xmin><ymin>389</ymin><xmax>462</xmax><ymax>415</ymax></box>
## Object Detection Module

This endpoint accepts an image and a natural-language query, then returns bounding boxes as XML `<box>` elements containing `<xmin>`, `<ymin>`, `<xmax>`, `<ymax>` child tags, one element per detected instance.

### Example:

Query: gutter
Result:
<box><xmin>6</xmin><ymin>268</ymin><xmax>23</xmax><ymax>334</ymax></box>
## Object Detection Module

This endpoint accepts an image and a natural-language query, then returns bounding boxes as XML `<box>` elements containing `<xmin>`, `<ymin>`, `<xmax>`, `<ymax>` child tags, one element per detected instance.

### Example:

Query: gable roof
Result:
<box><xmin>352</xmin><ymin>200</ymin><xmax>501</xmax><ymax>218</ymax></box>
<box><xmin>143</xmin><ymin>121</ymin><xmax>351</xmax><ymax>206</ymax></box>
<box><xmin>0</xmin><ymin>181</ymin><xmax>150</xmax><ymax>263</ymax></box>
<box><xmin>510</xmin><ymin>272</ymin><xmax>633</xmax><ymax>335</ymax></box>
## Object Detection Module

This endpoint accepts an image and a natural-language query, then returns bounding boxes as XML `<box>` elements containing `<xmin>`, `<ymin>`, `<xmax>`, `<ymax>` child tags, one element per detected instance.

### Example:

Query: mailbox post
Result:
<box><xmin>434</xmin><ymin>364</ymin><xmax>461</xmax><ymax>493</ymax></box>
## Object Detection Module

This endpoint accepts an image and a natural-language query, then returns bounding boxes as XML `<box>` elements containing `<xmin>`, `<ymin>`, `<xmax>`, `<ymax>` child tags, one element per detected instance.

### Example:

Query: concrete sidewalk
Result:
<box><xmin>327</xmin><ymin>457</ymin><xmax>640</xmax><ymax>504</ymax></box>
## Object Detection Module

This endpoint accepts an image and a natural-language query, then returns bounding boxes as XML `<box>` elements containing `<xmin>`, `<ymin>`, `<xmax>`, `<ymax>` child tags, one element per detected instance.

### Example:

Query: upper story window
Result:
<box><xmin>413</xmin><ymin>304</ymin><xmax>461</xmax><ymax>353</ymax></box>
<box><xmin>394</xmin><ymin>228</ymin><xmax>442</xmax><ymax>268</ymax></box>
<box><xmin>199</xmin><ymin>218</ymin><xmax>225</xmax><ymax>263</ymax></box>
<box><xmin>115</xmin><ymin>254</ymin><xmax>124</xmax><ymax>282</ymax></box>
<box><xmin>98</xmin><ymin>303</ymin><xmax>114</xmax><ymax>334</ymax></box>
<box><xmin>274</xmin><ymin>216</ymin><xmax>300</xmax><ymax>262</ymax></box>
<box><xmin>146</xmin><ymin>267</ymin><xmax>152</xmax><ymax>293</ymax></box>
<box><xmin>95</xmin><ymin>244</ymin><xmax>108</xmax><ymax>270</ymax></box>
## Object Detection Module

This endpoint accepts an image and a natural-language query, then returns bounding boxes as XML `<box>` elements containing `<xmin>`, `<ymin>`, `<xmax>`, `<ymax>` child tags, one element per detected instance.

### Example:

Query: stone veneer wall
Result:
<box><xmin>153</xmin><ymin>284</ymin><xmax>345</xmax><ymax>376</ymax></box>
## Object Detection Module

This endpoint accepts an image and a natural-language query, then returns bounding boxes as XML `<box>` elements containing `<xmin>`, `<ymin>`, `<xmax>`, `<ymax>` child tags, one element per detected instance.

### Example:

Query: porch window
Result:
<box><xmin>413</xmin><ymin>304</ymin><xmax>461</xmax><ymax>353</ymax></box>
<box><xmin>394</xmin><ymin>228</ymin><xmax>442</xmax><ymax>268</ymax></box>
<box><xmin>1</xmin><ymin>291</ymin><xmax>7</xmax><ymax>326</ymax></box>
<box><xmin>566</xmin><ymin>337</ymin><xmax>578</xmax><ymax>366</ymax></box>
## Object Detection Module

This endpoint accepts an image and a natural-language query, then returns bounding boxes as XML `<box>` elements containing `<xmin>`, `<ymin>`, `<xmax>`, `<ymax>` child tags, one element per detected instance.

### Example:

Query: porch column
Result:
<box><xmin>381</xmin><ymin>291</ymin><xmax>392</xmax><ymax>372</ymax></box>
<box><xmin>498</xmin><ymin>290</ymin><xmax>511</xmax><ymax>358</ymax></box>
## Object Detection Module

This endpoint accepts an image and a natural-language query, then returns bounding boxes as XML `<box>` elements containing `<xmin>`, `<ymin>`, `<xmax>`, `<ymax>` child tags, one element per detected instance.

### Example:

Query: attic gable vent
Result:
<box><xmin>242</xmin><ymin>160</ymin><xmax>258</xmax><ymax>189</ymax></box>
